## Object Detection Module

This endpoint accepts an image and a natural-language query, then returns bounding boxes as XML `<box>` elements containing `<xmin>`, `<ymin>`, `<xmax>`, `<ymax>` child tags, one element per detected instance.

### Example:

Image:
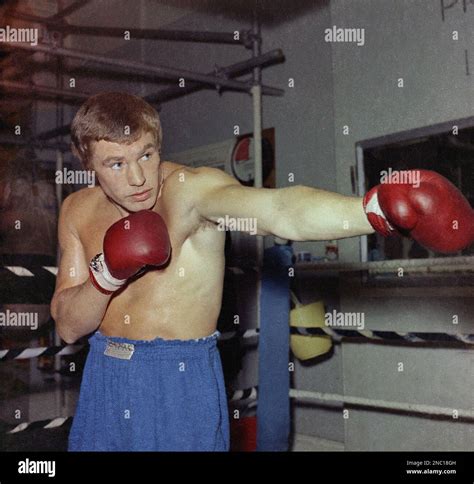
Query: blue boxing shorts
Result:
<box><xmin>68</xmin><ymin>330</ymin><xmax>229</xmax><ymax>451</ymax></box>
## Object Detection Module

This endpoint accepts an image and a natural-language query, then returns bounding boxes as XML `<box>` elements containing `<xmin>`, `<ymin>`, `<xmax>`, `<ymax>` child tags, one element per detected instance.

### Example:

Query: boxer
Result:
<box><xmin>51</xmin><ymin>92</ymin><xmax>473</xmax><ymax>451</ymax></box>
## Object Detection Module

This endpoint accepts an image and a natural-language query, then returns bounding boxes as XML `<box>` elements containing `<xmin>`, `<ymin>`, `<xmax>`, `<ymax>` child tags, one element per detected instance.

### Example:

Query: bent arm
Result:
<box><xmin>51</xmin><ymin>281</ymin><xmax>110</xmax><ymax>344</ymax></box>
<box><xmin>195</xmin><ymin>167</ymin><xmax>374</xmax><ymax>241</ymax></box>
<box><xmin>50</xmin><ymin>196</ymin><xmax>111</xmax><ymax>343</ymax></box>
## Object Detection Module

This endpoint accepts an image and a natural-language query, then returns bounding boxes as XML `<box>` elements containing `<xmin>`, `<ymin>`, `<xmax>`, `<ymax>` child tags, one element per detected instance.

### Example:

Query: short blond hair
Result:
<box><xmin>71</xmin><ymin>92</ymin><xmax>162</xmax><ymax>168</ymax></box>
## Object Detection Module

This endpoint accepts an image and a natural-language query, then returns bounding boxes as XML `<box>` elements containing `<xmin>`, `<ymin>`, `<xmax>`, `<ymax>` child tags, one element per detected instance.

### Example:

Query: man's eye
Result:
<box><xmin>111</xmin><ymin>162</ymin><xmax>123</xmax><ymax>170</ymax></box>
<box><xmin>141</xmin><ymin>153</ymin><xmax>152</xmax><ymax>161</ymax></box>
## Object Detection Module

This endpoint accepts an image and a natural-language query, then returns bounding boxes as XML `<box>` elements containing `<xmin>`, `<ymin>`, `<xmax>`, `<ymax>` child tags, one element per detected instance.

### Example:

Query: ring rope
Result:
<box><xmin>228</xmin><ymin>386</ymin><xmax>474</xmax><ymax>420</ymax></box>
<box><xmin>1</xmin><ymin>327</ymin><xmax>473</xmax><ymax>361</ymax></box>
<box><xmin>7</xmin><ymin>417</ymin><xmax>72</xmax><ymax>434</ymax></box>
<box><xmin>7</xmin><ymin>385</ymin><xmax>472</xmax><ymax>435</ymax></box>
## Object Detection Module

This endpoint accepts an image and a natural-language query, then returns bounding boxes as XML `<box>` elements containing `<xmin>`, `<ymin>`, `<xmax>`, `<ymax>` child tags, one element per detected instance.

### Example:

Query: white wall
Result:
<box><xmin>330</xmin><ymin>0</ymin><xmax>474</xmax><ymax>450</ymax></box>
<box><xmin>331</xmin><ymin>0</ymin><xmax>474</xmax><ymax>261</ymax></box>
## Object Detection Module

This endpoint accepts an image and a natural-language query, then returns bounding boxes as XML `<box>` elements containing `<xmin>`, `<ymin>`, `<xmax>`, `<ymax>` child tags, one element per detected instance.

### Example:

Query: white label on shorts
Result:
<box><xmin>104</xmin><ymin>341</ymin><xmax>135</xmax><ymax>360</ymax></box>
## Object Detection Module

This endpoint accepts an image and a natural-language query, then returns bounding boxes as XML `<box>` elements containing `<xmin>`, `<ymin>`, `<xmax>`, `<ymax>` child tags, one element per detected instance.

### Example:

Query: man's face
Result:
<box><xmin>90</xmin><ymin>131</ymin><xmax>161</xmax><ymax>214</ymax></box>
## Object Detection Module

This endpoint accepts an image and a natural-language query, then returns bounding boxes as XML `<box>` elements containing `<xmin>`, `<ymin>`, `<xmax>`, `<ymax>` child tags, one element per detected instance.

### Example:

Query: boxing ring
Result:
<box><xmin>1</xmin><ymin>255</ymin><xmax>473</xmax><ymax>448</ymax></box>
<box><xmin>1</xmin><ymin>2</ymin><xmax>473</xmax><ymax>452</ymax></box>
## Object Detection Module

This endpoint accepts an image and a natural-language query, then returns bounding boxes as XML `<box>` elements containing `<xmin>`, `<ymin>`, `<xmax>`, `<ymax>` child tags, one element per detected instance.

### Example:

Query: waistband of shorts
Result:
<box><xmin>88</xmin><ymin>330</ymin><xmax>220</xmax><ymax>359</ymax></box>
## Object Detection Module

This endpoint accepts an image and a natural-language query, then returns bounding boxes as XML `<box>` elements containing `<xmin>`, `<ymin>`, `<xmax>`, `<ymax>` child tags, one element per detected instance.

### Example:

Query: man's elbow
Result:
<box><xmin>55</xmin><ymin>322</ymin><xmax>79</xmax><ymax>344</ymax></box>
<box><xmin>51</xmin><ymin>293</ymin><xmax>78</xmax><ymax>344</ymax></box>
<box><xmin>270</xmin><ymin>186</ymin><xmax>308</xmax><ymax>241</ymax></box>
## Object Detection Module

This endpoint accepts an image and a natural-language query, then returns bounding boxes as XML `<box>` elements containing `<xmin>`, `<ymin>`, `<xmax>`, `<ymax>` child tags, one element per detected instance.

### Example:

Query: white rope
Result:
<box><xmin>290</xmin><ymin>389</ymin><xmax>474</xmax><ymax>419</ymax></box>
<box><xmin>43</xmin><ymin>417</ymin><xmax>69</xmax><ymax>429</ymax></box>
<box><xmin>5</xmin><ymin>257</ymin><xmax>473</xmax><ymax>277</ymax></box>
<box><xmin>0</xmin><ymin>344</ymin><xmax>84</xmax><ymax>361</ymax></box>
<box><xmin>230</xmin><ymin>387</ymin><xmax>258</xmax><ymax>402</ymax></box>
<box><xmin>16</xmin><ymin>348</ymin><xmax>45</xmax><ymax>359</ymax></box>
<box><xmin>42</xmin><ymin>266</ymin><xmax>58</xmax><ymax>275</ymax></box>
<box><xmin>1</xmin><ymin>325</ymin><xmax>473</xmax><ymax>363</ymax></box>
<box><xmin>229</xmin><ymin>387</ymin><xmax>474</xmax><ymax>419</ymax></box>
<box><xmin>296</xmin><ymin>256</ymin><xmax>474</xmax><ymax>274</ymax></box>
<box><xmin>219</xmin><ymin>329</ymin><xmax>259</xmax><ymax>341</ymax></box>
<box><xmin>7</xmin><ymin>417</ymin><xmax>72</xmax><ymax>434</ymax></box>
<box><xmin>8</xmin><ymin>422</ymin><xmax>29</xmax><ymax>434</ymax></box>
<box><xmin>5</xmin><ymin>266</ymin><xmax>34</xmax><ymax>276</ymax></box>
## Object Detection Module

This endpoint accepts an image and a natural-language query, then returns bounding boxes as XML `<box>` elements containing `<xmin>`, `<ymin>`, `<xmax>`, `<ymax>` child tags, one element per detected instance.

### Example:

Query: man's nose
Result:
<box><xmin>127</xmin><ymin>161</ymin><xmax>145</xmax><ymax>186</ymax></box>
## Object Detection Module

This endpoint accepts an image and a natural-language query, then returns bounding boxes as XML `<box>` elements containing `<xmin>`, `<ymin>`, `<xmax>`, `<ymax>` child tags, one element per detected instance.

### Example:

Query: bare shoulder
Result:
<box><xmin>162</xmin><ymin>160</ymin><xmax>187</xmax><ymax>175</ymax></box>
<box><xmin>62</xmin><ymin>186</ymin><xmax>101</xmax><ymax>213</ymax></box>
<box><xmin>162</xmin><ymin>161</ymin><xmax>237</xmax><ymax>191</ymax></box>
<box><xmin>161</xmin><ymin>160</ymin><xmax>191</xmax><ymax>183</ymax></box>
<box><xmin>160</xmin><ymin>162</ymin><xmax>239</xmax><ymax>223</ymax></box>
<box><xmin>59</xmin><ymin>186</ymin><xmax>103</xmax><ymax>233</ymax></box>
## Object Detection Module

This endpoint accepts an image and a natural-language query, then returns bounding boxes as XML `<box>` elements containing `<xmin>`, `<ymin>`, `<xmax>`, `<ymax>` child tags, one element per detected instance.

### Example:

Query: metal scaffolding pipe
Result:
<box><xmin>5</xmin><ymin>49</ymin><xmax>284</xmax><ymax>98</ymax></box>
<box><xmin>0</xmin><ymin>134</ymin><xmax>69</xmax><ymax>151</ymax></box>
<box><xmin>34</xmin><ymin>50</ymin><xmax>285</xmax><ymax>141</ymax></box>
<box><xmin>146</xmin><ymin>49</ymin><xmax>285</xmax><ymax>103</ymax></box>
<box><xmin>35</xmin><ymin>124</ymin><xmax>71</xmax><ymax>141</ymax></box>
<box><xmin>4</xmin><ymin>42</ymin><xmax>265</xmax><ymax>94</ymax></box>
<box><xmin>251</xmin><ymin>8</ymin><xmax>264</xmax><ymax>333</ymax></box>
<box><xmin>11</xmin><ymin>11</ymin><xmax>247</xmax><ymax>45</ymax></box>
<box><xmin>49</xmin><ymin>0</ymin><xmax>92</xmax><ymax>21</ymax></box>
<box><xmin>252</xmin><ymin>84</ymin><xmax>263</xmax><ymax>184</ymax></box>
<box><xmin>53</xmin><ymin>21</ymin><xmax>66</xmax><ymax>385</ymax></box>
<box><xmin>252</xmin><ymin>15</ymin><xmax>263</xmax><ymax>190</ymax></box>
<box><xmin>59</xmin><ymin>25</ymin><xmax>246</xmax><ymax>45</ymax></box>
<box><xmin>222</xmin><ymin>48</ymin><xmax>284</xmax><ymax>78</ymax></box>
<box><xmin>0</xmin><ymin>80</ymin><xmax>89</xmax><ymax>102</ymax></box>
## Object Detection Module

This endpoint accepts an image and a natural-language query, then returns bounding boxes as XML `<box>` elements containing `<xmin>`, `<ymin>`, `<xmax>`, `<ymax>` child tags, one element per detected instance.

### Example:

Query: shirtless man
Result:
<box><xmin>50</xmin><ymin>92</ymin><xmax>474</xmax><ymax>451</ymax></box>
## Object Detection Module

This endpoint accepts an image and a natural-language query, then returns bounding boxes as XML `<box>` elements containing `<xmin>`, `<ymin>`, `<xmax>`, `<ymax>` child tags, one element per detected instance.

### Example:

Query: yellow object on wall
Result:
<box><xmin>290</xmin><ymin>300</ymin><xmax>332</xmax><ymax>360</ymax></box>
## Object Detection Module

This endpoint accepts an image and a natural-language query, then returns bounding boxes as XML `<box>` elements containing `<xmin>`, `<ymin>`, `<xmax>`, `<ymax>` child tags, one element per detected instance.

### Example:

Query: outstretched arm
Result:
<box><xmin>194</xmin><ymin>167</ymin><xmax>374</xmax><ymax>241</ymax></box>
<box><xmin>194</xmin><ymin>167</ymin><xmax>474</xmax><ymax>253</ymax></box>
<box><xmin>271</xmin><ymin>185</ymin><xmax>374</xmax><ymax>240</ymax></box>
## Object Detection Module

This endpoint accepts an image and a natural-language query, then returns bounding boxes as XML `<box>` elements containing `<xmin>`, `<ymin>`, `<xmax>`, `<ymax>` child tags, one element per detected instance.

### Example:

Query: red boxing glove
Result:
<box><xmin>89</xmin><ymin>210</ymin><xmax>171</xmax><ymax>294</ymax></box>
<box><xmin>364</xmin><ymin>170</ymin><xmax>474</xmax><ymax>254</ymax></box>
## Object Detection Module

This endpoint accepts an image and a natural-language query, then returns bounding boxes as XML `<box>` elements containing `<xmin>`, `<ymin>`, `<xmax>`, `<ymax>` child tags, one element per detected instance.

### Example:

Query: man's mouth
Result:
<box><xmin>130</xmin><ymin>188</ymin><xmax>152</xmax><ymax>201</ymax></box>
